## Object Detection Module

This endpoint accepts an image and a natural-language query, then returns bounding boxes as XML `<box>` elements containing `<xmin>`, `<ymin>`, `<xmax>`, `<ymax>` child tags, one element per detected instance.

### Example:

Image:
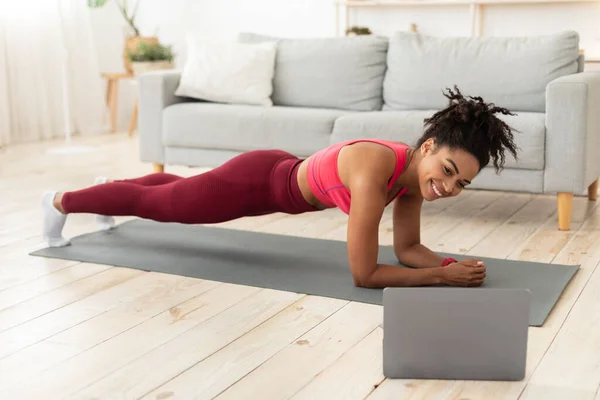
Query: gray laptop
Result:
<box><xmin>382</xmin><ymin>287</ymin><xmax>530</xmax><ymax>381</ymax></box>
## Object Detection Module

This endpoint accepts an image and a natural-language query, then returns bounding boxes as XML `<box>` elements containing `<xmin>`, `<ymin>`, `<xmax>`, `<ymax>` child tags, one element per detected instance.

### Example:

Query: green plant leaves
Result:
<box><xmin>127</xmin><ymin>42</ymin><xmax>174</xmax><ymax>62</ymax></box>
<box><xmin>88</xmin><ymin>0</ymin><xmax>108</xmax><ymax>7</ymax></box>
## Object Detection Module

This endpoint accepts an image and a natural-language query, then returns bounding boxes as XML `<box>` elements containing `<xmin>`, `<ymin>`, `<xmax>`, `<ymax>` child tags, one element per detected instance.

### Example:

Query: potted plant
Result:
<box><xmin>346</xmin><ymin>26</ymin><xmax>372</xmax><ymax>36</ymax></box>
<box><xmin>127</xmin><ymin>41</ymin><xmax>174</xmax><ymax>75</ymax></box>
<box><xmin>87</xmin><ymin>0</ymin><xmax>159</xmax><ymax>74</ymax></box>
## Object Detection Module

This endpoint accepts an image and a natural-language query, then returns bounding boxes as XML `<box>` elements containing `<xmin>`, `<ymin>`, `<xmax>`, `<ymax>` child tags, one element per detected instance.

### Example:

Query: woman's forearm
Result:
<box><xmin>361</xmin><ymin>263</ymin><xmax>445</xmax><ymax>288</ymax></box>
<box><xmin>395</xmin><ymin>243</ymin><xmax>447</xmax><ymax>269</ymax></box>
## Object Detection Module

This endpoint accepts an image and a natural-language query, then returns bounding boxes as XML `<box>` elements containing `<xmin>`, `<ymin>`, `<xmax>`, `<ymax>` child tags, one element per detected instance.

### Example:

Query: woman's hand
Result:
<box><xmin>440</xmin><ymin>258</ymin><xmax>486</xmax><ymax>287</ymax></box>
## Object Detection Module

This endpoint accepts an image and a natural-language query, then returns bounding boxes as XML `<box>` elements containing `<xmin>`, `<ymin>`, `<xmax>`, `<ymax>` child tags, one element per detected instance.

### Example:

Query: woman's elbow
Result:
<box><xmin>394</xmin><ymin>244</ymin><xmax>412</xmax><ymax>264</ymax></box>
<box><xmin>352</xmin><ymin>271</ymin><xmax>375</xmax><ymax>288</ymax></box>
<box><xmin>394</xmin><ymin>251</ymin><xmax>402</xmax><ymax>264</ymax></box>
<box><xmin>353</xmin><ymin>278</ymin><xmax>370</xmax><ymax>288</ymax></box>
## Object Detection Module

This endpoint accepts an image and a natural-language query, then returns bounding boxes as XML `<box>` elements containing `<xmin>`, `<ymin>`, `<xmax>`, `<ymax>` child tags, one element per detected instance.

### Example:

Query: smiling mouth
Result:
<box><xmin>431</xmin><ymin>180</ymin><xmax>444</xmax><ymax>198</ymax></box>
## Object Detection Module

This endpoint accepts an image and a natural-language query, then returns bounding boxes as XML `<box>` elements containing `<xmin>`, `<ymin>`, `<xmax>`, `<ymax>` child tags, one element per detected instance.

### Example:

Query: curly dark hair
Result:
<box><xmin>416</xmin><ymin>85</ymin><xmax>519</xmax><ymax>173</ymax></box>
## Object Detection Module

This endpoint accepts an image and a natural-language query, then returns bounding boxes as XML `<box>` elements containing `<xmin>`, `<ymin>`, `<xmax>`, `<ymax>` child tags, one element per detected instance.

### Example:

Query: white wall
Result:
<box><xmin>89</xmin><ymin>0</ymin><xmax>600</xmax><ymax>131</ymax></box>
<box><xmin>88</xmin><ymin>1</ymin><xmax>135</xmax><ymax>131</ymax></box>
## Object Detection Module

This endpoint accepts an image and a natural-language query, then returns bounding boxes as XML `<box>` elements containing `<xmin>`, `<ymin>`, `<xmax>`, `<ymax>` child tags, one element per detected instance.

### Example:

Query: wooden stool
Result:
<box><xmin>129</xmin><ymin>100</ymin><xmax>138</xmax><ymax>137</ymax></box>
<box><xmin>101</xmin><ymin>72</ymin><xmax>135</xmax><ymax>134</ymax></box>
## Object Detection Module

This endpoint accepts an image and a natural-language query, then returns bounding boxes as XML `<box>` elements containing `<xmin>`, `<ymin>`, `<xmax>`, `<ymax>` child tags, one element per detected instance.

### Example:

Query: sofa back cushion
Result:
<box><xmin>383</xmin><ymin>31</ymin><xmax>580</xmax><ymax>113</ymax></box>
<box><xmin>238</xmin><ymin>33</ymin><xmax>388</xmax><ymax>111</ymax></box>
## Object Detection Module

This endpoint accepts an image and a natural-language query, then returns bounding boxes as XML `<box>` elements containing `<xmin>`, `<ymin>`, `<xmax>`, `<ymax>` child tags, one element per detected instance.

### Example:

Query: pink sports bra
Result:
<box><xmin>306</xmin><ymin>139</ymin><xmax>410</xmax><ymax>214</ymax></box>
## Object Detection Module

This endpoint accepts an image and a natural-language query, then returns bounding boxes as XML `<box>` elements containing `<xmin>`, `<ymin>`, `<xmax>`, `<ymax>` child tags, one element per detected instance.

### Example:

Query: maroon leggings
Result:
<box><xmin>61</xmin><ymin>150</ymin><xmax>319</xmax><ymax>224</ymax></box>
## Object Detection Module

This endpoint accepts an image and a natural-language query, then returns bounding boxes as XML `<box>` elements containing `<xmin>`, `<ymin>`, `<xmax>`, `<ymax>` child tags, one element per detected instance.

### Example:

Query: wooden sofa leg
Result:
<box><xmin>153</xmin><ymin>163</ymin><xmax>164</xmax><ymax>173</ymax></box>
<box><xmin>557</xmin><ymin>192</ymin><xmax>573</xmax><ymax>231</ymax></box>
<box><xmin>589</xmin><ymin>179</ymin><xmax>598</xmax><ymax>201</ymax></box>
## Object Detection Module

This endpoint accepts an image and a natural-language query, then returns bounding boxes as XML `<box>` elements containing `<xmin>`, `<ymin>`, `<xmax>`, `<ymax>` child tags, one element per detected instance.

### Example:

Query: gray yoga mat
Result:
<box><xmin>30</xmin><ymin>219</ymin><xmax>579</xmax><ymax>327</ymax></box>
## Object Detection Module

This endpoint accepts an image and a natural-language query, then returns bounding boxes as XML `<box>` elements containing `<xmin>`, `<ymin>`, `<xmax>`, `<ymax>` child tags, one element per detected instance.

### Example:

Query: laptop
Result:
<box><xmin>382</xmin><ymin>287</ymin><xmax>531</xmax><ymax>381</ymax></box>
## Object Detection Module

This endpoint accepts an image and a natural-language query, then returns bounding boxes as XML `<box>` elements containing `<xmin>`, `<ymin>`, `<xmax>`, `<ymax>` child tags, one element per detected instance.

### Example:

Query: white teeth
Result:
<box><xmin>432</xmin><ymin>181</ymin><xmax>442</xmax><ymax>197</ymax></box>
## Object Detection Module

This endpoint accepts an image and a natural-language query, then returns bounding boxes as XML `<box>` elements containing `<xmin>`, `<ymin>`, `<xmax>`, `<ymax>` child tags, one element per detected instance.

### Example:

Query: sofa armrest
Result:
<box><xmin>544</xmin><ymin>71</ymin><xmax>600</xmax><ymax>194</ymax></box>
<box><xmin>138</xmin><ymin>70</ymin><xmax>184</xmax><ymax>164</ymax></box>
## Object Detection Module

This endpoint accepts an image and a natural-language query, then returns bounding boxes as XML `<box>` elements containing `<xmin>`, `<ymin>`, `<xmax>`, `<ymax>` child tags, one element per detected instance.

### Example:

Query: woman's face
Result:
<box><xmin>417</xmin><ymin>138</ymin><xmax>480</xmax><ymax>201</ymax></box>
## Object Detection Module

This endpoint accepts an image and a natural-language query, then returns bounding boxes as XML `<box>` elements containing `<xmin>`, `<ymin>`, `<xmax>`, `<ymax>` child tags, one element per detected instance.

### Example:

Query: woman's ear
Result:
<box><xmin>421</xmin><ymin>138</ymin><xmax>436</xmax><ymax>155</ymax></box>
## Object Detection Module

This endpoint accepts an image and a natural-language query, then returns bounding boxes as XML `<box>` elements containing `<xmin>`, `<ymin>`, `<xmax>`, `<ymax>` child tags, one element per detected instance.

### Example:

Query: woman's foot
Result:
<box><xmin>93</xmin><ymin>177</ymin><xmax>116</xmax><ymax>230</ymax></box>
<box><xmin>42</xmin><ymin>191</ymin><xmax>70</xmax><ymax>247</ymax></box>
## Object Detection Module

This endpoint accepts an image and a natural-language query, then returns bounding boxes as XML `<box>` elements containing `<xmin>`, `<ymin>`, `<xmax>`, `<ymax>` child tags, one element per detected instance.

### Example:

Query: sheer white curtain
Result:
<box><xmin>0</xmin><ymin>0</ymin><xmax>105</xmax><ymax>147</ymax></box>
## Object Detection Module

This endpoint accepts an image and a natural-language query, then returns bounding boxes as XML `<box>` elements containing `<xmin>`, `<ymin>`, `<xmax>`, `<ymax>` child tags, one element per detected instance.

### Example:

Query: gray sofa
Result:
<box><xmin>138</xmin><ymin>30</ymin><xmax>600</xmax><ymax>231</ymax></box>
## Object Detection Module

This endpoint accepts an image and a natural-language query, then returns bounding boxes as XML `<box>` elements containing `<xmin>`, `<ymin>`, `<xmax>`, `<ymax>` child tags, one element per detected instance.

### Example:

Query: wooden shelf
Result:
<box><xmin>335</xmin><ymin>0</ymin><xmax>599</xmax><ymax>37</ymax></box>
<box><xmin>338</xmin><ymin>0</ymin><xmax>597</xmax><ymax>6</ymax></box>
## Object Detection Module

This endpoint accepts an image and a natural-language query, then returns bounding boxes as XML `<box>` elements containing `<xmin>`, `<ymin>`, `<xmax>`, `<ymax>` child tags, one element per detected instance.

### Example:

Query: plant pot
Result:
<box><xmin>130</xmin><ymin>61</ymin><xmax>174</xmax><ymax>76</ymax></box>
<box><xmin>124</xmin><ymin>36</ymin><xmax>159</xmax><ymax>74</ymax></box>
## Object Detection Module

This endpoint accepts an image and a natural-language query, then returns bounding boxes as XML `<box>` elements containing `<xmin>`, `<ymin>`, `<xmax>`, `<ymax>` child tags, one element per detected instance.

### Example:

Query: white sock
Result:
<box><xmin>42</xmin><ymin>191</ymin><xmax>70</xmax><ymax>247</ymax></box>
<box><xmin>94</xmin><ymin>176</ymin><xmax>116</xmax><ymax>231</ymax></box>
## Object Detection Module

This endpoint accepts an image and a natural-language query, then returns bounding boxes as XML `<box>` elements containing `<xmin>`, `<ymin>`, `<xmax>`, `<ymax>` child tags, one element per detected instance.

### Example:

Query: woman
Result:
<box><xmin>42</xmin><ymin>86</ymin><xmax>518</xmax><ymax>288</ymax></box>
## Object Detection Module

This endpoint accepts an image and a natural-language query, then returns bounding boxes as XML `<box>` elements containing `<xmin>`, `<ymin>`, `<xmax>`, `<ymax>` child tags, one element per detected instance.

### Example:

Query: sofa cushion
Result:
<box><xmin>163</xmin><ymin>103</ymin><xmax>348</xmax><ymax>157</ymax></box>
<box><xmin>174</xmin><ymin>36</ymin><xmax>277</xmax><ymax>106</ymax></box>
<box><xmin>331</xmin><ymin>111</ymin><xmax>546</xmax><ymax>170</ymax></box>
<box><xmin>383</xmin><ymin>31</ymin><xmax>580</xmax><ymax>113</ymax></box>
<box><xmin>238</xmin><ymin>32</ymin><xmax>388</xmax><ymax>111</ymax></box>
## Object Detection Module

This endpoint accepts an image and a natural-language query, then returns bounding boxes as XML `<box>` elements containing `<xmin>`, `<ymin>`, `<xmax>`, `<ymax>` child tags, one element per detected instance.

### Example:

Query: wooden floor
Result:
<box><xmin>1</xmin><ymin>133</ymin><xmax>600</xmax><ymax>400</ymax></box>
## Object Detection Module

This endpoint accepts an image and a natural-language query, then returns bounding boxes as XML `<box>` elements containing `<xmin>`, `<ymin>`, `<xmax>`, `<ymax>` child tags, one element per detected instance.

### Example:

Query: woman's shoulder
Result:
<box><xmin>337</xmin><ymin>141</ymin><xmax>398</xmax><ymax>183</ymax></box>
<box><xmin>377</xmin><ymin>139</ymin><xmax>411</xmax><ymax>150</ymax></box>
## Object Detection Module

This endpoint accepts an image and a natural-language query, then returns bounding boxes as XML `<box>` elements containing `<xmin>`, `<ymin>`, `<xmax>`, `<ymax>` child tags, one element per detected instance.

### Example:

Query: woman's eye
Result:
<box><xmin>444</xmin><ymin>167</ymin><xmax>451</xmax><ymax>174</ymax></box>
